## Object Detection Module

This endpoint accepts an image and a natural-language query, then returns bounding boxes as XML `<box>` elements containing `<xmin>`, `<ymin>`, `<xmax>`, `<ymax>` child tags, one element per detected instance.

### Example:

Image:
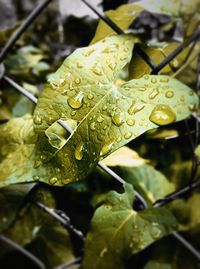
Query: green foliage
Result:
<box><xmin>0</xmin><ymin>1</ymin><xmax>199</xmax><ymax>268</ymax></box>
<box><xmin>83</xmin><ymin>184</ymin><xmax>177</xmax><ymax>269</ymax></box>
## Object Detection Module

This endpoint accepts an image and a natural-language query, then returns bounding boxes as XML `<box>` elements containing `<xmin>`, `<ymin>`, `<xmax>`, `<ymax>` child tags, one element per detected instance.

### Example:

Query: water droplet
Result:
<box><xmin>160</xmin><ymin>77</ymin><xmax>169</xmax><ymax>83</ymax></box>
<box><xmin>75</xmin><ymin>142</ymin><xmax>84</xmax><ymax>160</ymax></box>
<box><xmin>172</xmin><ymin>59</ymin><xmax>179</xmax><ymax>68</ymax></box>
<box><xmin>102</xmin><ymin>105</ymin><xmax>107</xmax><ymax>111</ymax></box>
<box><xmin>49</xmin><ymin>177</ymin><xmax>58</xmax><ymax>185</ymax></box>
<box><xmin>90</xmin><ymin>122</ymin><xmax>96</xmax><ymax>131</ymax></box>
<box><xmin>129</xmin><ymin>103</ymin><xmax>145</xmax><ymax>114</ymax></box>
<box><xmin>112</xmin><ymin>113</ymin><xmax>124</xmax><ymax>126</ymax></box>
<box><xmin>149</xmin><ymin>88</ymin><xmax>160</xmax><ymax>99</ymax></box>
<box><xmin>108</xmin><ymin>62</ymin><xmax>117</xmax><ymax>70</ymax></box>
<box><xmin>149</xmin><ymin>105</ymin><xmax>176</xmax><ymax>126</ymax></box>
<box><xmin>137</xmin><ymin>87</ymin><xmax>147</xmax><ymax>91</ymax></box>
<box><xmin>151</xmin><ymin>77</ymin><xmax>157</xmax><ymax>83</ymax></box>
<box><xmin>126</xmin><ymin>119</ymin><xmax>135</xmax><ymax>126</ymax></box>
<box><xmin>165</xmin><ymin>91</ymin><xmax>174</xmax><ymax>98</ymax></box>
<box><xmin>33</xmin><ymin>115</ymin><xmax>42</xmax><ymax>125</ymax></box>
<box><xmin>100</xmin><ymin>142</ymin><xmax>114</xmax><ymax>156</ymax></box>
<box><xmin>68</xmin><ymin>91</ymin><xmax>84</xmax><ymax>109</ymax></box>
<box><xmin>87</xmin><ymin>93</ymin><xmax>94</xmax><ymax>100</ymax></box>
<box><xmin>34</xmin><ymin>160</ymin><xmax>41</xmax><ymax>168</ymax></box>
<box><xmin>103</xmin><ymin>125</ymin><xmax>107</xmax><ymax>130</ymax></box>
<box><xmin>180</xmin><ymin>96</ymin><xmax>185</xmax><ymax>102</ymax></box>
<box><xmin>120</xmin><ymin>55</ymin><xmax>126</xmax><ymax>61</ymax></box>
<box><xmin>116</xmin><ymin>136</ymin><xmax>122</xmax><ymax>143</ymax></box>
<box><xmin>97</xmin><ymin>115</ymin><xmax>104</xmax><ymax>123</ymax></box>
<box><xmin>123</xmin><ymin>47</ymin><xmax>129</xmax><ymax>52</ymax></box>
<box><xmin>91</xmin><ymin>63</ymin><xmax>103</xmax><ymax>76</ymax></box>
<box><xmin>189</xmin><ymin>104</ymin><xmax>197</xmax><ymax>111</ymax></box>
<box><xmin>62</xmin><ymin>178</ymin><xmax>71</xmax><ymax>184</ymax></box>
<box><xmin>144</xmin><ymin>75</ymin><xmax>149</xmax><ymax>80</ymax></box>
<box><xmin>40</xmin><ymin>154</ymin><xmax>47</xmax><ymax>161</ymax></box>
<box><xmin>83</xmin><ymin>48</ymin><xmax>95</xmax><ymax>56</ymax></box>
<box><xmin>71</xmin><ymin>110</ymin><xmax>76</xmax><ymax>116</ymax></box>
<box><xmin>75</xmin><ymin>78</ymin><xmax>81</xmax><ymax>84</ymax></box>
<box><xmin>33</xmin><ymin>175</ymin><xmax>40</xmax><ymax>181</ymax></box>
<box><xmin>103</xmin><ymin>43</ymin><xmax>119</xmax><ymax>53</ymax></box>
<box><xmin>77</xmin><ymin>62</ymin><xmax>83</xmax><ymax>68</ymax></box>
<box><xmin>124</xmin><ymin>132</ymin><xmax>132</xmax><ymax>139</ymax></box>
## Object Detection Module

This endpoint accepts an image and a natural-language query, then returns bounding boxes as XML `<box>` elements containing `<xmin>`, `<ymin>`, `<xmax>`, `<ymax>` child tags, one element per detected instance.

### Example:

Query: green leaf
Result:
<box><xmin>121</xmin><ymin>164</ymin><xmax>174</xmax><ymax>203</ymax></box>
<box><xmin>32</xmin><ymin>34</ymin><xmax>198</xmax><ymax>186</ymax></box>
<box><xmin>90</xmin><ymin>4</ymin><xmax>143</xmax><ymax>44</ymax></box>
<box><xmin>82</xmin><ymin>183</ymin><xmax>177</xmax><ymax>269</ymax></box>
<box><xmin>0</xmin><ymin>184</ymin><xmax>34</xmax><ymax>232</ymax></box>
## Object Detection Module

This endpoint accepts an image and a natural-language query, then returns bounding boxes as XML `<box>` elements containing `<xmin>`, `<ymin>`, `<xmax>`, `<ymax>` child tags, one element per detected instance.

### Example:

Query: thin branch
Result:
<box><xmin>0</xmin><ymin>234</ymin><xmax>46</xmax><ymax>269</ymax></box>
<box><xmin>0</xmin><ymin>0</ymin><xmax>52</xmax><ymax>62</ymax></box>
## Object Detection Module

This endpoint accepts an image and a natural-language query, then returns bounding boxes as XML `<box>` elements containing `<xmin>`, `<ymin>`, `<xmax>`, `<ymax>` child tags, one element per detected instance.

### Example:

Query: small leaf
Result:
<box><xmin>82</xmin><ymin>183</ymin><xmax>177</xmax><ymax>269</ymax></box>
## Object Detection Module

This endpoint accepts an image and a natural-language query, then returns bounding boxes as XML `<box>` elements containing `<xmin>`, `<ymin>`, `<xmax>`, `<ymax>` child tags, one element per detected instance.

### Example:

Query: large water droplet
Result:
<box><xmin>75</xmin><ymin>142</ymin><xmax>84</xmax><ymax>160</ymax></box>
<box><xmin>112</xmin><ymin>113</ymin><xmax>124</xmax><ymax>126</ymax></box>
<box><xmin>33</xmin><ymin>115</ymin><xmax>42</xmax><ymax>125</ymax></box>
<box><xmin>149</xmin><ymin>104</ymin><xmax>176</xmax><ymax>126</ymax></box>
<box><xmin>100</xmin><ymin>142</ymin><xmax>114</xmax><ymax>156</ymax></box>
<box><xmin>68</xmin><ymin>91</ymin><xmax>84</xmax><ymax>109</ymax></box>
<box><xmin>149</xmin><ymin>88</ymin><xmax>160</xmax><ymax>99</ymax></box>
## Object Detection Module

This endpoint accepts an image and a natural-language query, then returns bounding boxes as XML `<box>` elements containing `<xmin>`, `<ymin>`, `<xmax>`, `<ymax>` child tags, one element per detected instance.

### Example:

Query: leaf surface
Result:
<box><xmin>82</xmin><ymin>183</ymin><xmax>177</xmax><ymax>269</ymax></box>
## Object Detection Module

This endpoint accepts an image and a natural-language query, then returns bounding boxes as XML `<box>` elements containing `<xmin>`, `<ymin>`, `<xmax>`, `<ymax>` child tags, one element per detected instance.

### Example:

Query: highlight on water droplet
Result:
<box><xmin>67</xmin><ymin>91</ymin><xmax>84</xmax><ymax>109</ymax></box>
<box><xmin>75</xmin><ymin>142</ymin><xmax>84</xmax><ymax>161</ymax></box>
<box><xmin>149</xmin><ymin>104</ymin><xmax>176</xmax><ymax>126</ymax></box>
<box><xmin>100</xmin><ymin>142</ymin><xmax>114</xmax><ymax>157</ymax></box>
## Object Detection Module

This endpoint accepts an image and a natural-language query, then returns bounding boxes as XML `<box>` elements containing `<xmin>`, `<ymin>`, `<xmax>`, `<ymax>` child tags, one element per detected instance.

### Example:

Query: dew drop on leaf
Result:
<box><xmin>165</xmin><ymin>91</ymin><xmax>174</xmax><ymax>98</ymax></box>
<box><xmin>149</xmin><ymin>104</ymin><xmax>176</xmax><ymax>126</ymax></box>
<box><xmin>91</xmin><ymin>63</ymin><xmax>103</xmax><ymax>76</ymax></box>
<box><xmin>67</xmin><ymin>91</ymin><xmax>84</xmax><ymax>109</ymax></box>
<box><xmin>87</xmin><ymin>93</ymin><xmax>94</xmax><ymax>100</ymax></box>
<box><xmin>76</xmin><ymin>62</ymin><xmax>83</xmax><ymax>68</ymax></box>
<box><xmin>97</xmin><ymin>115</ymin><xmax>104</xmax><ymax>123</ymax></box>
<box><xmin>112</xmin><ymin>113</ymin><xmax>124</xmax><ymax>126</ymax></box>
<box><xmin>126</xmin><ymin>119</ymin><xmax>135</xmax><ymax>126</ymax></box>
<box><xmin>100</xmin><ymin>142</ymin><xmax>114</xmax><ymax>156</ymax></box>
<box><xmin>160</xmin><ymin>77</ymin><xmax>169</xmax><ymax>83</ymax></box>
<box><xmin>151</xmin><ymin>77</ymin><xmax>157</xmax><ymax>83</ymax></box>
<box><xmin>90</xmin><ymin>122</ymin><xmax>96</xmax><ymax>131</ymax></box>
<box><xmin>149</xmin><ymin>88</ymin><xmax>160</xmax><ymax>99</ymax></box>
<box><xmin>75</xmin><ymin>78</ymin><xmax>81</xmax><ymax>84</ymax></box>
<box><xmin>75</xmin><ymin>142</ymin><xmax>84</xmax><ymax>161</ymax></box>
<box><xmin>124</xmin><ymin>132</ymin><xmax>132</xmax><ymax>139</ymax></box>
<box><xmin>108</xmin><ymin>62</ymin><xmax>117</xmax><ymax>70</ymax></box>
<box><xmin>33</xmin><ymin>175</ymin><xmax>40</xmax><ymax>180</ymax></box>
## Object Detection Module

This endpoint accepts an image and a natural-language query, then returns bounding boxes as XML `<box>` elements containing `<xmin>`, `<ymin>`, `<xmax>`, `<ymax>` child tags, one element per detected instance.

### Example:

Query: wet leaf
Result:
<box><xmin>31</xmin><ymin>34</ymin><xmax>198</xmax><ymax>186</ymax></box>
<box><xmin>91</xmin><ymin>4</ymin><xmax>143</xmax><ymax>44</ymax></box>
<box><xmin>82</xmin><ymin>183</ymin><xmax>177</xmax><ymax>269</ymax></box>
<box><xmin>102</xmin><ymin>146</ymin><xmax>147</xmax><ymax>167</ymax></box>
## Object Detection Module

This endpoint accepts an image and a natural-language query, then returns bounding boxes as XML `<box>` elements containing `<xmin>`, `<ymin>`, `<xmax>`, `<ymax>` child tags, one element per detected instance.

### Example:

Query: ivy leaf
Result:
<box><xmin>32</xmin><ymin>34</ymin><xmax>198</xmax><ymax>186</ymax></box>
<box><xmin>82</xmin><ymin>183</ymin><xmax>177</xmax><ymax>269</ymax></box>
<box><xmin>121</xmin><ymin>164</ymin><xmax>174</xmax><ymax>203</ymax></box>
<box><xmin>90</xmin><ymin>4</ymin><xmax>143</xmax><ymax>44</ymax></box>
